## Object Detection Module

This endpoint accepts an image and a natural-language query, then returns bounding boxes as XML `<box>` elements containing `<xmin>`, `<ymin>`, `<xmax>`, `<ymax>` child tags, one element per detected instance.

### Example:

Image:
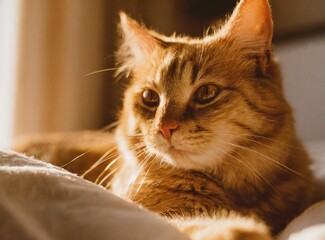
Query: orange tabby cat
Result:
<box><xmin>15</xmin><ymin>0</ymin><xmax>315</xmax><ymax>239</ymax></box>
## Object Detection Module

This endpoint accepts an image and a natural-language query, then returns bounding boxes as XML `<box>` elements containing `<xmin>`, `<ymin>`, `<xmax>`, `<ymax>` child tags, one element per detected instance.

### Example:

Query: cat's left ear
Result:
<box><xmin>117</xmin><ymin>12</ymin><xmax>163</xmax><ymax>76</ymax></box>
<box><xmin>222</xmin><ymin>0</ymin><xmax>273</xmax><ymax>49</ymax></box>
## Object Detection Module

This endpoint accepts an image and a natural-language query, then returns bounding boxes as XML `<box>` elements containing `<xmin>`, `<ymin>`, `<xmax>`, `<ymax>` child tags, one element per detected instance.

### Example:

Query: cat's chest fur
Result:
<box><xmin>117</xmin><ymin>159</ymin><xmax>268</xmax><ymax>216</ymax></box>
<box><xmin>112</xmin><ymin>152</ymin><xmax>311</xmax><ymax>234</ymax></box>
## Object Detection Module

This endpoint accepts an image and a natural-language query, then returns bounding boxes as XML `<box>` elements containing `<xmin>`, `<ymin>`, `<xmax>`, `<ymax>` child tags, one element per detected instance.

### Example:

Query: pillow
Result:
<box><xmin>0</xmin><ymin>150</ymin><xmax>188</xmax><ymax>240</ymax></box>
<box><xmin>277</xmin><ymin>200</ymin><xmax>325</xmax><ymax>240</ymax></box>
<box><xmin>277</xmin><ymin>140</ymin><xmax>325</xmax><ymax>240</ymax></box>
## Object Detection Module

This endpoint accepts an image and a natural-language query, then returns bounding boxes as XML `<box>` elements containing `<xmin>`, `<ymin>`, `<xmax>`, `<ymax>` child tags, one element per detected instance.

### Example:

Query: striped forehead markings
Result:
<box><xmin>191</xmin><ymin>63</ymin><xmax>199</xmax><ymax>83</ymax></box>
<box><xmin>163</xmin><ymin>55</ymin><xmax>200</xmax><ymax>84</ymax></box>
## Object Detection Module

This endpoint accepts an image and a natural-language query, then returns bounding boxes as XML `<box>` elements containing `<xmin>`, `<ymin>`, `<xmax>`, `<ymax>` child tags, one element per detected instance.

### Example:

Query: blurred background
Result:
<box><xmin>0</xmin><ymin>0</ymin><xmax>324</xmax><ymax>148</ymax></box>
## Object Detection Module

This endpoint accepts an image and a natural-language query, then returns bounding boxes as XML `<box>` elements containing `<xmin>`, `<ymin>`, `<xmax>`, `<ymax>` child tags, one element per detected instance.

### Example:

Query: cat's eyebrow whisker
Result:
<box><xmin>227</xmin><ymin>142</ymin><xmax>312</xmax><ymax>182</ymax></box>
<box><xmin>82</xmin><ymin>67</ymin><xmax>119</xmax><ymax>77</ymax></box>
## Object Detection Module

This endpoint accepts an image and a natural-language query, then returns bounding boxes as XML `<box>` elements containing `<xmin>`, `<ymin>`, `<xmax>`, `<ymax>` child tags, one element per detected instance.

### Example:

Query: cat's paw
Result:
<box><xmin>190</xmin><ymin>226</ymin><xmax>273</xmax><ymax>240</ymax></box>
<box><xmin>172</xmin><ymin>216</ymin><xmax>273</xmax><ymax>240</ymax></box>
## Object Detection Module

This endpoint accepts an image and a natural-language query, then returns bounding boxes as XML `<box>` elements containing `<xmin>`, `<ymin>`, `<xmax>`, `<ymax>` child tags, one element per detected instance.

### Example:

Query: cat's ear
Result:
<box><xmin>117</xmin><ymin>12</ymin><xmax>162</xmax><ymax>76</ymax></box>
<box><xmin>222</xmin><ymin>0</ymin><xmax>273</xmax><ymax>49</ymax></box>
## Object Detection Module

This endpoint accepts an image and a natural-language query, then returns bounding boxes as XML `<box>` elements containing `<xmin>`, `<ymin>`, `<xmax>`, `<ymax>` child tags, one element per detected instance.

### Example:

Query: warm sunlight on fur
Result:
<box><xmin>115</xmin><ymin>0</ymin><xmax>314</xmax><ymax>237</ymax></box>
<box><xmin>14</xmin><ymin>0</ymin><xmax>316</xmax><ymax>239</ymax></box>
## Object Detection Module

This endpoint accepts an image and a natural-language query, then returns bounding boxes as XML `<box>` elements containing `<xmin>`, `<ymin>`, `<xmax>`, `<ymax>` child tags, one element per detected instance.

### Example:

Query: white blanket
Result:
<box><xmin>0</xmin><ymin>151</ymin><xmax>188</xmax><ymax>240</ymax></box>
<box><xmin>1</xmin><ymin>140</ymin><xmax>325</xmax><ymax>240</ymax></box>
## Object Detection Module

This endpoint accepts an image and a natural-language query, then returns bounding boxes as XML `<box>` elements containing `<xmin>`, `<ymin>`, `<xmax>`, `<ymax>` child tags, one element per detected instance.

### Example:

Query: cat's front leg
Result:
<box><xmin>170</xmin><ymin>214</ymin><xmax>272</xmax><ymax>240</ymax></box>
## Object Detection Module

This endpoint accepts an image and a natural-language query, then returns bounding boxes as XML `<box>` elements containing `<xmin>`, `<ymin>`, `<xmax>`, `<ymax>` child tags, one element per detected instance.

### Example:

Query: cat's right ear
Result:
<box><xmin>116</xmin><ymin>12</ymin><xmax>162</xmax><ymax>76</ymax></box>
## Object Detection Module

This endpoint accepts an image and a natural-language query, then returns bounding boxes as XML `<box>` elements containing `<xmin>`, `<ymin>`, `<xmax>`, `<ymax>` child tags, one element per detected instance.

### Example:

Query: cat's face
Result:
<box><xmin>117</xmin><ymin>0</ymin><xmax>290</xmax><ymax>171</ymax></box>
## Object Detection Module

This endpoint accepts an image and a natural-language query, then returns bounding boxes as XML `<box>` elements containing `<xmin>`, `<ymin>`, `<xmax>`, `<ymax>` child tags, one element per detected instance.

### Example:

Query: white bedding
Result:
<box><xmin>0</xmin><ymin>151</ymin><xmax>188</xmax><ymax>240</ymax></box>
<box><xmin>0</xmin><ymin>140</ymin><xmax>324</xmax><ymax>240</ymax></box>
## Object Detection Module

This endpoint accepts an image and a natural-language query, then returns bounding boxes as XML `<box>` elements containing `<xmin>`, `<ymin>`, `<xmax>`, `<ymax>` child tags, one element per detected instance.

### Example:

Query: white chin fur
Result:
<box><xmin>144</xmin><ymin>128</ymin><xmax>234</xmax><ymax>171</ymax></box>
<box><xmin>146</xmin><ymin>141</ymin><xmax>224</xmax><ymax>171</ymax></box>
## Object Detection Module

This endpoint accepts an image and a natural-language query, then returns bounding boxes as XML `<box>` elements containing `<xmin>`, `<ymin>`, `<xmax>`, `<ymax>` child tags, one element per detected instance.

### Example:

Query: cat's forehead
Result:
<box><xmin>150</xmin><ymin>51</ymin><xmax>193</xmax><ymax>103</ymax></box>
<box><xmin>153</xmin><ymin>46</ymin><xmax>202</xmax><ymax>86</ymax></box>
<box><xmin>139</xmin><ymin>41</ymin><xmax>237</xmax><ymax>97</ymax></box>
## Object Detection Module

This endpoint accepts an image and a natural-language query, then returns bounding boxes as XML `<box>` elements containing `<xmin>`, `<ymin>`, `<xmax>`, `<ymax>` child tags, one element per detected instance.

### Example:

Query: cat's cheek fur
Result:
<box><xmin>115</xmin><ymin>0</ymin><xmax>314</xmax><ymax>235</ymax></box>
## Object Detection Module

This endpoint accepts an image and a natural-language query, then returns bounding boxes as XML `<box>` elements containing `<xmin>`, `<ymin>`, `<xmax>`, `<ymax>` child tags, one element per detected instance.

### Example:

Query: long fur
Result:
<box><xmin>14</xmin><ymin>1</ymin><xmax>316</xmax><ymax>239</ymax></box>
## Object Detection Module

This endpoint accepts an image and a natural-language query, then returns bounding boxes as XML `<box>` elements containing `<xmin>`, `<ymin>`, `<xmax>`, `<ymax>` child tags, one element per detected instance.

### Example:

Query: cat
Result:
<box><xmin>14</xmin><ymin>0</ymin><xmax>315</xmax><ymax>239</ymax></box>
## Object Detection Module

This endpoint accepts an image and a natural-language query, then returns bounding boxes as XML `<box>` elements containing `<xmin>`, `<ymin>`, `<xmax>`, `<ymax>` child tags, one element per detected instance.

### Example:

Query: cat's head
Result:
<box><xmin>116</xmin><ymin>0</ymin><xmax>291</xmax><ymax>171</ymax></box>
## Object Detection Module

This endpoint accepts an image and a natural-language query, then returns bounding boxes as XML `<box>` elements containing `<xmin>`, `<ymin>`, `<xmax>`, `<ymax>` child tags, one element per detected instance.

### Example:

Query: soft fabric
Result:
<box><xmin>276</xmin><ymin>140</ymin><xmax>325</xmax><ymax>240</ymax></box>
<box><xmin>277</xmin><ymin>200</ymin><xmax>325</xmax><ymax>240</ymax></box>
<box><xmin>0</xmin><ymin>150</ymin><xmax>188</xmax><ymax>240</ymax></box>
<box><xmin>0</xmin><ymin>140</ymin><xmax>324</xmax><ymax>240</ymax></box>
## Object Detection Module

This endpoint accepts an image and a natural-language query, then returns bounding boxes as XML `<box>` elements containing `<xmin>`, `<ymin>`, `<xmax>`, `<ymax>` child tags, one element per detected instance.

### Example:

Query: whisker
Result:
<box><xmin>101</xmin><ymin>121</ymin><xmax>119</xmax><ymax>132</ymax></box>
<box><xmin>103</xmin><ymin>166</ymin><xmax>123</xmax><ymax>188</ymax></box>
<box><xmin>126</xmin><ymin>151</ymin><xmax>153</xmax><ymax>198</ymax></box>
<box><xmin>228</xmin><ymin>132</ymin><xmax>300</xmax><ymax>149</ymax></box>
<box><xmin>134</xmin><ymin>154</ymin><xmax>159</xmax><ymax>195</ymax></box>
<box><xmin>105</xmin><ymin>145</ymin><xmax>148</xmax><ymax>189</ymax></box>
<box><xmin>222</xmin><ymin>145</ymin><xmax>278</xmax><ymax>193</ymax></box>
<box><xmin>82</xmin><ymin>67</ymin><xmax>118</xmax><ymax>77</ymax></box>
<box><xmin>60</xmin><ymin>149</ymin><xmax>93</xmax><ymax>168</ymax></box>
<box><xmin>227</xmin><ymin>142</ymin><xmax>311</xmax><ymax>181</ymax></box>
<box><xmin>95</xmin><ymin>157</ymin><xmax>120</xmax><ymax>184</ymax></box>
<box><xmin>134</xmin><ymin>167</ymin><xmax>150</xmax><ymax>195</ymax></box>
<box><xmin>220</xmin><ymin>133</ymin><xmax>291</xmax><ymax>156</ymax></box>
<box><xmin>81</xmin><ymin>146</ymin><xmax>118</xmax><ymax>177</ymax></box>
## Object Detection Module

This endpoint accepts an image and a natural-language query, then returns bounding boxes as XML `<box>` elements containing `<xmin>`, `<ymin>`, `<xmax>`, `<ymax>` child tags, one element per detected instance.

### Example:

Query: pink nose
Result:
<box><xmin>156</xmin><ymin>122</ymin><xmax>179</xmax><ymax>140</ymax></box>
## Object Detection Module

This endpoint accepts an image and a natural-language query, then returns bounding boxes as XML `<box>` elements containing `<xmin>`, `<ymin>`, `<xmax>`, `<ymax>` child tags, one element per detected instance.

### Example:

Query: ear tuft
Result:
<box><xmin>116</xmin><ymin>12</ymin><xmax>161</xmax><ymax>76</ymax></box>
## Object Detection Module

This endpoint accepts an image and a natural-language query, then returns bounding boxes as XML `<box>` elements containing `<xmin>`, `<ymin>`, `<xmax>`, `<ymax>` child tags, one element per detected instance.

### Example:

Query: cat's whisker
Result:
<box><xmin>223</xmin><ymin>132</ymin><xmax>300</xmax><ymax>150</ymax></box>
<box><xmin>219</xmin><ymin>133</ymin><xmax>291</xmax><ymax>156</ymax></box>
<box><xmin>102</xmin><ymin>166</ymin><xmax>123</xmax><ymax>188</ymax></box>
<box><xmin>104</xmin><ymin>147</ymin><xmax>149</xmax><ymax>189</ymax></box>
<box><xmin>221</xmin><ymin>144</ymin><xmax>278</xmax><ymax>193</ymax></box>
<box><xmin>95</xmin><ymin>157</ymin><xmax>120</xmax><ymax>184</ymax></box>
<box><xmin>227</xmin><ymin>142</ymin><xmax>311</xmax><ymax>182</ymax></box>
<box><xmin>60</xmin><ymin>148</ymin><xmax>94</xmax><ymax>168</ymax></box>
<box><xmin>126</xmin><ymin>152</ymin><xmax>153</xmax><ymax>198</ymax></box>
<box><xmin>104</xmin><ymin>157</ymin><xmax>146</xmax><ymax>189</ymax></box>
<box><xmin>81</xmin><ymin>146</ymin><xmax>118</xmax><ymax>177</ymax></box>
<box><xmin>82</xmin><ymin>67</ymin><xmax>118</xmax><ymax>77</ymax></box>
<box><xmin>86</xmin><ymin>151</ymin><xmax>120</xmax><ymax>179</ymax></box>
<box><xmin>101</xmin><ymin>121</ymin><xmax>119</xmax><ymax>132</ymax></box>
<box><xmin>134</xmin><ymin>163</ymin><xmax>151</xmax><ymax>195</ymax></box>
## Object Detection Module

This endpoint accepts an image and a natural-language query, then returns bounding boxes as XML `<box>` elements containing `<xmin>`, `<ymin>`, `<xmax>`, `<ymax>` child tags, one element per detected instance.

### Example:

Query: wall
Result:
<box><xmin>275</xmin><ymin>35</ymin><xmax>325</xmax><ymax>141</ymax></box>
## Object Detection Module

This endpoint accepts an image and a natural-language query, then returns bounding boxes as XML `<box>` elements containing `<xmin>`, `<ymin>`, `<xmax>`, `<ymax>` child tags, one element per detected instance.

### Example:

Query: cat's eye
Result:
<box><xmin>142</xmin><ymin>89</ymin><xmax>160</xmax><ymax>107</ymax></box>
<box><xmin>193</xmin><ymin>84</ymin><xmax>219</xmax><ymax>105</ymax></box>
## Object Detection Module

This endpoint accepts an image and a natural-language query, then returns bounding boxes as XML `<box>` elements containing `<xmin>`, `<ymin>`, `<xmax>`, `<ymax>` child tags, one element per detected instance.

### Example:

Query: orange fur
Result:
<box><xmin>14</xmin><ymin>1</ymin><xmax>316</xmax><ymax>239</ymax></box>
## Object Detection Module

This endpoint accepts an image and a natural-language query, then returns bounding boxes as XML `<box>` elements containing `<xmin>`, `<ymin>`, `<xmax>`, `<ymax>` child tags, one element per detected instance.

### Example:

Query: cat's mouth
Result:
<box><xmin>167</xmin><ymin>146</ymin><xmax>190</xmax><ymax>156</ymax></box>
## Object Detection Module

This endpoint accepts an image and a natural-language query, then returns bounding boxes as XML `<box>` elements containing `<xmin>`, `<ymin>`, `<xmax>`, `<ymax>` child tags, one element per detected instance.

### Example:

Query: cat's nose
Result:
<box><xmin>156</xmin><ymin>122</ymin><xmax>179</xmax><ymax>140</ymax></box>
